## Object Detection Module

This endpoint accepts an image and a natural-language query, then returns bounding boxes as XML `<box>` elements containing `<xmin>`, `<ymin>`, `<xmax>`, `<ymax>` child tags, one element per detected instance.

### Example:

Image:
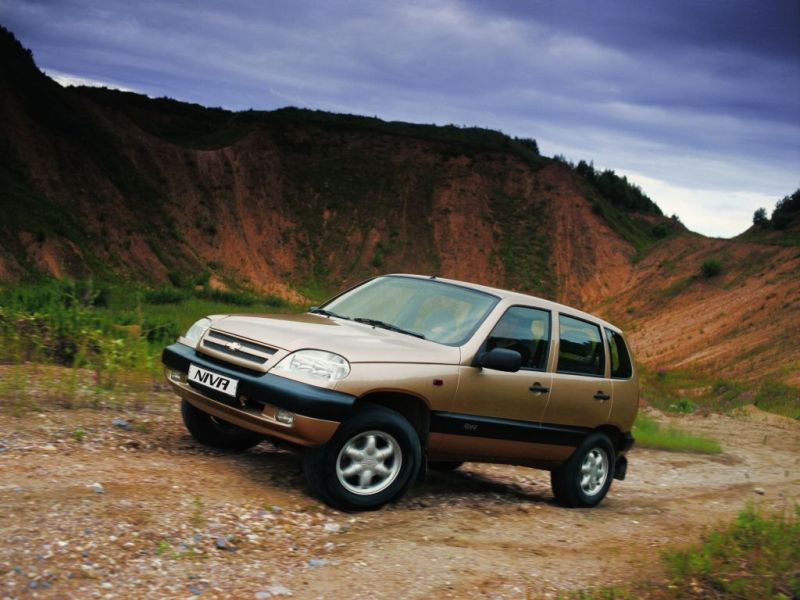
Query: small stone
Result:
<box><xmin>101</xmin><ymin>582</ymin><xmax>112</xmax><ymax>589</ymax></box>
<box><xmin>112</xmin><ymin>418</ymin><xmax>131</xmax><ymax>430</ymax></box>
<box><xmin>267</xmin><ymin>584</ymin><xmax>292</xmax><ymax>596</ymax></box>
<box><xmin>215</xmin><ymin>536</ymin><xmax>235</xmax><ymax>551</ymax></box>
<box><xmin>88</xmin><ymin>482</ymin><xmax>105</xmax><ymax>494</ymax></box>
<box><xmin>41</xmin><ymin>444</ymin><xmax>57</xmax><ymax>452</ymax></box>
<box><xmin>754</xmin><ymin>487</ymin><xmax>765</xmax><ymax>495</ymax></box>
<box><xmin>255</xmin><ymin>592</ymin><xmax>270</xmax><ymax>600</ymax></box>
<box><xmin>323</xmin><ymin>522</ymin><xmax>340</xmax><ymax>533</ymax></box>
<box><xmin>271</xmin><ymin>505</ymin><xmax>282</xmax><ymax>513</ymax></box>
<box><xmin>323</xmin><ymin>542</ymin><xmax>335</xmax><ymax>552</ymax></box>
<box><xmin>307</xmin><ymin>559</ymin><xmax>328</xmax><ymax>568</ymax></box>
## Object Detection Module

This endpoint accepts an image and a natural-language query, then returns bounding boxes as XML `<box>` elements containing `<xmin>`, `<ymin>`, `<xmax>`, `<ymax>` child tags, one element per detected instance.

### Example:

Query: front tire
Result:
<box><xmin>303</xmin><ymin>406</ymin><xmax>421</xmax><ymax>511</ymax></box>
<box><xmin>180</xmin><ymin>399</ymin><xmax>264</xmax><ymax>450</ymax></box>
<box><xmin>551</xmin><ymin>432</ymin><xmax>616</xmax><ymax>508</ymax></box>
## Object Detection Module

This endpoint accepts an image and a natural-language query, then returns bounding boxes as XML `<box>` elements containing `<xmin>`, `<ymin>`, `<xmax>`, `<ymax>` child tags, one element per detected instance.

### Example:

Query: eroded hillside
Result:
<box><xmin>594</xmin><ymin>236</ymin><xmax>800</xmax><ymax>385</ymax></box>
<box><xmin>0</xmin><ymin>26</ymin><xmax>667</xmax><ymax>305</ymax></box>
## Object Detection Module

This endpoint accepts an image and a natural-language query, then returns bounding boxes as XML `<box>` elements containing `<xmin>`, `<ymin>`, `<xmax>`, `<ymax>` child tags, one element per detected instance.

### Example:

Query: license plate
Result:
<box><xmin>188</xmin><ymin>364</ymin><xmax>239</xmax><ymax>397</ymax></box>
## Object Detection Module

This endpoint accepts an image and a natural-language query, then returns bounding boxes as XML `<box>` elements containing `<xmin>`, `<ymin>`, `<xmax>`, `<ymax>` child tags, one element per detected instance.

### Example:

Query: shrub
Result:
<box><xmin>167</xmin><ymin>270</ymin><xmax>184</xmax><ymax>287</ymax></box>
<box><xmin>668</xmin><ymin>398</ymin><xmax>695</xmax><ymax>414</ymax></box>
<box><xmin>701</xmin><ymin>259</ymin><xmax>722</xmax><ymax>278</ymax></box>
<box><xmin>771</xmin><ymin>188</ymin><xmax>800</xmax><ymax>230</ymax></box>
<box><xmin>143</xmin><ymin>288</ymin><xmax>185</xmax><ymax>304</ymax></box>
<box><xmin>195</xmin><ymin>288</ymin><xmax>287</xmax><ymax>308</ymax></box>
<box><xmin>752</xmin><ymin>207</ymin><xmax>768</xmax><ymax>227</ymax></box>
<box><xmin>371</xmin><ymin>243</ymin><xmax>384</xmax><ymax>268</ymax></box>
<box><xmin>194</xmin><ymin>270</ymin><xmax>211</xmax><ymax>287</ymax></box>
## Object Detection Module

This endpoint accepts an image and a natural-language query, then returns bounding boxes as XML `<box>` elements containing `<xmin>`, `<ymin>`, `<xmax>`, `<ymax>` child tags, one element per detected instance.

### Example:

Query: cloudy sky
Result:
<box><xmin>2</xmin><ymin>0</ymin><xmax>798</xmax><ymax>237</ymax></box>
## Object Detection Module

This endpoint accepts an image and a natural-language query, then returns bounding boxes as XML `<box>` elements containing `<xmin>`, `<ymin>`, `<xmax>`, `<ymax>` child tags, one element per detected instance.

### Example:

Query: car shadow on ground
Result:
<box><xmin>172</xmin><ymin>434</ymin><xmax>555</xmax><ymax>510</ymax></box>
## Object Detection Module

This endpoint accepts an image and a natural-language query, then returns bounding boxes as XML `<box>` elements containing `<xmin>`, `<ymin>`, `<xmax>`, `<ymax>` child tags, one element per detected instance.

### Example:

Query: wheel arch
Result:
<box><xmin>353</xmin><ymin>391</ymin><xmax>431</xmax><ymax>448</ymax></box>
<box><xmin>594</xmin><ymin>424</ymin><xmax>625</xmax><ymax>453</ymax></box>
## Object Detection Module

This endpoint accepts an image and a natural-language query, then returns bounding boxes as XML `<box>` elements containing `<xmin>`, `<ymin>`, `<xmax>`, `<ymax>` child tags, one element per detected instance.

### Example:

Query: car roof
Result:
<box><xmin>389</xmin><ymin>273</ymin><xmax>624</xmax><ymax>334</ymax></box>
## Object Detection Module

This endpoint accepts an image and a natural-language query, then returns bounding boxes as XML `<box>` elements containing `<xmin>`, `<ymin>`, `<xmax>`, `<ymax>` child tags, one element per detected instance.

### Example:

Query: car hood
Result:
<box><xmin>209</xmin><ymin>313</ymin><xmax>462</xmax><ymax>364</ymax></box>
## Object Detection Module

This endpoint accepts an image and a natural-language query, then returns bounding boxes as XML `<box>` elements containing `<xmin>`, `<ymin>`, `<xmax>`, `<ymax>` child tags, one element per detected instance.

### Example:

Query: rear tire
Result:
<box><xmin>551</xmin><ymin>432</ymin><xmax>615</xmax><ymax>508</ymax></box>
<box><xmin>180</xmin><ymin>399</ymin><xmax>264</xmax><ymax>450</ymax></box>
<box><xmin>303</xmin><ymin>406</ymin><xmax>421</xmax><ymax>511</ymax></box>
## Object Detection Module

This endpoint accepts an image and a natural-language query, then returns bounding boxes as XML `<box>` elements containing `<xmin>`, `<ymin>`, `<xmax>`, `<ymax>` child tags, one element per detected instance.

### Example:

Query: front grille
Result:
<box><xmin>200</xmin><ymin>329</ymin><xmax>277</xmax><ymax>366</ymax></box>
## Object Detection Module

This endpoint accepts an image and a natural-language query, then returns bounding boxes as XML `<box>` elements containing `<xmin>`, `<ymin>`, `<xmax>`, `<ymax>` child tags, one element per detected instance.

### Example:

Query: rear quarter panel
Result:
<box><xmin>608</xmin><ymin>372</ymin><xmax>639</xmax><ymax>432</ymax></box>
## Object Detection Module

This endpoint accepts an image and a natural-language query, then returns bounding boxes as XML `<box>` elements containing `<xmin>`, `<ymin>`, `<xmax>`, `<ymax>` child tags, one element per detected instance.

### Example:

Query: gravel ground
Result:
<box><xmin>1</xmin><ymin>398</ymin><xmax>798</xmax><ymax>599</ymax></box>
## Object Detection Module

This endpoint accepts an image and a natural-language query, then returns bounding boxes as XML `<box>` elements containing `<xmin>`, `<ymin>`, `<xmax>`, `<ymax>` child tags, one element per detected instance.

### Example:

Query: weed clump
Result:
<box><xmin>701</xmin><ymin>258</ymin><xmax>722</xmax><ymax>278</ymax></box>
<box><xmin>665</xmin><ymin>505</ymin><xmax>800</xmax><ymax>599</ymax></box>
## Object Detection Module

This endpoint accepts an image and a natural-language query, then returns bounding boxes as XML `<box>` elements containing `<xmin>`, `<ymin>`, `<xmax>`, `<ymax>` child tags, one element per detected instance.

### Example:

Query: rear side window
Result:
<box><xmin>605</xmin><ymin>328</ymin><xmax>633</xmax><ymax>379</ymax></box>
<box><xmin>486</xmin><ymin>306</ymin><xmax>551</xmax><ymax>370</ymax></box>
<box><xmin>557</xmin><ymin>314</ymin><xmax>605</xmax><ymax>377</ymax></box>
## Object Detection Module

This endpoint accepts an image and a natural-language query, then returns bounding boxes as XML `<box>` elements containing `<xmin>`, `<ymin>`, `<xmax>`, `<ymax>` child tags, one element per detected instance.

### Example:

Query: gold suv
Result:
<box><xmin>162</xmin><ymin>275</ymin><xmax>637</xmax><ymax>510</ymax></box>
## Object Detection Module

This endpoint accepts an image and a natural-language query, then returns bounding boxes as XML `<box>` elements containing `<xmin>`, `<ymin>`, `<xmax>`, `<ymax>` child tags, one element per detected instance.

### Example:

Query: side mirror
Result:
<box><xmin>478</xmin><ymin>348</ymin><xmax>521</xmax><ymax>372</ymax></box>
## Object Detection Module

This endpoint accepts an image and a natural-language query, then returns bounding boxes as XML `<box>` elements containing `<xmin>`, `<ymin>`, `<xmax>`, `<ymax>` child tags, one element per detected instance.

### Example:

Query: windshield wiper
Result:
<box><xmin>353</xmin><ymin>317</ymin><xmax>426</xmax><ymax>339</ymax></box>
<box><xmin>309</xmin><ymin>307</ymin><xmax>350</xmax><ymax>320</ymax></box>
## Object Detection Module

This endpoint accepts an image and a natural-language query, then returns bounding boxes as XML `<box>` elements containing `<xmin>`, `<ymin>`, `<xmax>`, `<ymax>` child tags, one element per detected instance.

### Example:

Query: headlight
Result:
<box><xmin>182</xmin><ymin>318</ymin><xmax>211</xmax><ymax>346</ymax></box>
<box><xmin>274</xmin><ymin>350</ymin><xmax>350</xmax><ymax>381</ymax></box>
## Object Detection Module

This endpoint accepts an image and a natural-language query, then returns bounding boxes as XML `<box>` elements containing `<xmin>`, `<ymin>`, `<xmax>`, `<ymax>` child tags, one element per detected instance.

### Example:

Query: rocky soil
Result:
<box><xmin>1</xmin><ymin>400</ymin><xmax>798</xmax><ymax>599</ymax></box>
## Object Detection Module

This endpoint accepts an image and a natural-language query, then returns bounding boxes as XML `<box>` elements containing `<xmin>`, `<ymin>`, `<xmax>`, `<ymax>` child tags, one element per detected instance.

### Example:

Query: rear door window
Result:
<box><xmin>557</xmin><ymin>314</ymin><xmax>605</xmax><ymax>377</ymax></box>
<box><xmin>605</xmin><ymin>328</ymin><xmax>633</xmax><ymax>379</ymax></box>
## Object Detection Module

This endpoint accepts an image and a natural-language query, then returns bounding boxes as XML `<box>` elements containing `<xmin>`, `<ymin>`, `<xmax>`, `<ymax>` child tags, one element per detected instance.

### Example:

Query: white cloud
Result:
<box><xmin>617</xmin><ymin>170</ymin><xmax>778</xmax><ymax>238</ymax></box>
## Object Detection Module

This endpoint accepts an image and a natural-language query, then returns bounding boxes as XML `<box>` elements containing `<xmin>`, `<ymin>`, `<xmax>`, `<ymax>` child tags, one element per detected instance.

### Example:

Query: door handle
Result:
<box><xmin>529</xmin><ymin>382</ymin><xmax>550</xmax><ymax>393</ymax></box>
<box><xmin>593</xmin><ymin>391</ymin><xmax>611</xmax><ymax>401</ymax></box>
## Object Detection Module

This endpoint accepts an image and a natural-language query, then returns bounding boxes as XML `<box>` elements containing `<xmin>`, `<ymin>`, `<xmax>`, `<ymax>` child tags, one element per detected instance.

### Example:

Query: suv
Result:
<box><xmin>162</xmin><ymin>275</ymin><xmax>637</xmax><ymax>510</ymax></box>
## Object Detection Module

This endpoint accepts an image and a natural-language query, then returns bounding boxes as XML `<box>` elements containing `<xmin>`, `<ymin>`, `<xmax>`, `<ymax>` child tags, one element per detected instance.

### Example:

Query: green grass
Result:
<box><xmin>566</xmin><ymin>505</ymin><xmax>800</xmax><ymax>600</ymax></box>
<box><xmin>665</xmin><ymin>505</ymin><xmax>800</xmax><ymax>599</ymax></box>
<box><xmin>639</xmin><ymin>366</ymin><xmax>800</xmax><ymax>420</ymax></box>
<box><xmin>0</xmin><ymin>279</ymin><xmax>300</xmax><ymax>408</ymax></box>
<box><xmin>752</xmin><ymin>381</ymin><xmax>800</xmax><ymax>419</ymax></box>
<box><xmin>488</xmin><ymin>191</ymin><xmax>555</xmax><ymax>298</ymax></box>
<box><xmin>633</xmin><ymin>413</ymin><xmax>722</xmax><ymax>454</ymax></box>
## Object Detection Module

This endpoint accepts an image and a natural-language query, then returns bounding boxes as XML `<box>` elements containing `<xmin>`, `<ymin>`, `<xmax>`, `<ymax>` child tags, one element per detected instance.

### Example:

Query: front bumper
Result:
<box><xmin>162</xmin><ymin>343</ymin><xmax>356</xmax><ymax>446</ymax></box>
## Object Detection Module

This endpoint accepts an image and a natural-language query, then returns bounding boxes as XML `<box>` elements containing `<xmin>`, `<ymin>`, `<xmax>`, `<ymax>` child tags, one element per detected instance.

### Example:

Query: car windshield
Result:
<box><xmin>320</xmin><ymin>276</ymin><xmax>499</xmax><ymax>345</ymax></box>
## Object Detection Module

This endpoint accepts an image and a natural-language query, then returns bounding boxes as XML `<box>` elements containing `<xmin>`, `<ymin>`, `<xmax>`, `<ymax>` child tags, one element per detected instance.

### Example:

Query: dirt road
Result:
<box><xmin>1</xmin><ymin>401</ymin><xmax>798</xmax><ymax>599</ymax></box>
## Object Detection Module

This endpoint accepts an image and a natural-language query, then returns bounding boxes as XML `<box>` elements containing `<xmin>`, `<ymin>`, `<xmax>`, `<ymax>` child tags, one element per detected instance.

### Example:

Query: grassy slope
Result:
<box><xmin>567</xmin><ymin>505</ymin><xmax>800</xmax><ymax>600</ymax></box>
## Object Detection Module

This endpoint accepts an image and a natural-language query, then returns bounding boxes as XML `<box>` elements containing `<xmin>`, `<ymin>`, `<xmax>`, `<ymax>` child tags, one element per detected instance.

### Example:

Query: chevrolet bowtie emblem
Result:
<box><xmin>226</xmin><ymin>342</ymin><xmax>242</xmax><ymax>352</ymax></box>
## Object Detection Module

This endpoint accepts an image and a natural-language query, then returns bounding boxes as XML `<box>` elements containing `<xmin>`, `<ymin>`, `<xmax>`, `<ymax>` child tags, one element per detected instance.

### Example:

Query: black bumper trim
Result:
<box><xmin>161</xmin><ymin>343</ymin><xmax>356</xmax><ymax>422</ymax></box>
<box><xmin>430</xmin><ymin>411</ymin><xmax>590</xmax><ymax>447</ymax></box>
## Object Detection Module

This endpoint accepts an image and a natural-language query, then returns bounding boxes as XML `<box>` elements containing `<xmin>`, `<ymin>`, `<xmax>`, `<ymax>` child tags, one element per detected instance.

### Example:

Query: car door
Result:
<box><xmin>543</xmin><ymin>313</ymin><xmax>613</xmax><ymax>431</ymax></box>
<box><xmin>435</xmin><ymin>306</ymin><xmax>554</xmax><ymax>460</ymax></box>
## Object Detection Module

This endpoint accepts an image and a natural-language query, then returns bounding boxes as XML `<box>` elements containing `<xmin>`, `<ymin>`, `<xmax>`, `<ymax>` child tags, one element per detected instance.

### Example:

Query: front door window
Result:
<box><xmin>485</xmin><ymin>306</ymin><xmax>551</xmax><ymax>370</ymax></box>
